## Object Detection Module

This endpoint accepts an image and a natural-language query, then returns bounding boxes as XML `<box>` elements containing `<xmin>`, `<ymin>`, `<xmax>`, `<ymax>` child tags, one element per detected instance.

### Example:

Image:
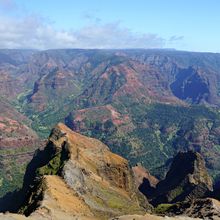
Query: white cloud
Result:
<box><xmin>0</xmin><ymin>15</ymin><xmax>182</xmax><ymax>49</ymax></box>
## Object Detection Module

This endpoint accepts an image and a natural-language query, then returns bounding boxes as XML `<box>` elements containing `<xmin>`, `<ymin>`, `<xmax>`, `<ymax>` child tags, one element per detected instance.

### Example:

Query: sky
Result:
<box><xmin>0</xmin><ymin>0</ymin><xmax>219</xmax><ymax>52</ymax></box>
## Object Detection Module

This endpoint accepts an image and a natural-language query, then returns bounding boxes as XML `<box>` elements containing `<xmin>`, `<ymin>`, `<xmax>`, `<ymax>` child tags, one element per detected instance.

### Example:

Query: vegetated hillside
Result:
<box><xmin>0</xmin><ymin>98</ymin><xmax>42</xmax><ymax>197</ymax></box>
<box><xmin>2</xmin><ymin>49</ymin><xmax>220</xmax><ymax>185</ymax></box>
<box><xmin>13</xmin><ymin>49</ymin><xmax>220</xmax><ymax>137</ymax></box>
<box><xmin>66</xmin><ymin>102</ymin><xmax>220</xmax><ymax>180</ymax></box>
<box><xmin>0</xmin><ymin>49</ymin><xmax>37</xmax><ymax>99</ymax></box>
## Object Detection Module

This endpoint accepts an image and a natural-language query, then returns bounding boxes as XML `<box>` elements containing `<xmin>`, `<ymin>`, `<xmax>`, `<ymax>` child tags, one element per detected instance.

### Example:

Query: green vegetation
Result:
<box><xmin>168</xmin><ymin>186</ymin><xmax>184</xmax><ymax>200</ymax></box>
<box><xmin>37</xmin><ymin>152</ymin><xmax>64</xmax><ymax>176</ymax></box>
<box><xmin>36</xmin><ymin>141</ymin><xmax>70</xmax><ymax>176</ymax></box>
<box><xmin>90</xmin><ymin>181</ymin><xmax>143</xmax><ymax>214</ymax></box>
<box><xmin>0</xmin><ymin>157</ymin><xmax>28</xmax><ymax>197</ymax></box>
<box><xmin>13</xmin><ymin>81</ymin><xmax>220</xmax><ymax>181</ymax></box>
<box><xmin>74</xmin><ymin>102</ymin><xmax>220</xmax><ymax>179</ymax></box>
<box><xmin>154</xmin><ymin>203</ymin><xmax>174</xmax><ymax>214</ymax></box>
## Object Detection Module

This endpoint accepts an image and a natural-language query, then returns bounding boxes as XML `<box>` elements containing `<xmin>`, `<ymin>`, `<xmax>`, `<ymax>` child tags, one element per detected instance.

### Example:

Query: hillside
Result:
<box><xmin>0</xmin><ymin>97</ymin><xmax>42</xmax><ymax>197</ymax></box>
<box><xmin>2</xmin><ymin>49</ymin><xmax>220</xmax><ymax>195</ymax></box>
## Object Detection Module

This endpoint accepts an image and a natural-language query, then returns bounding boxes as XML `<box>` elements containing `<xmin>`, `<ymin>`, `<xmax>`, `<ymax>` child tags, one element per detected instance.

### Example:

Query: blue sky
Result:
<box><xmin>0</xmin><ymin>0</ymin><xmax>219</xmax><ymax>52</ymax></box>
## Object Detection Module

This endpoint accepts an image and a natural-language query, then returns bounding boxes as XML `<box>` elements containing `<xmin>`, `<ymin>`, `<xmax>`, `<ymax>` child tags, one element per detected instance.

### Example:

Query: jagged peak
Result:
<box><xmin>50</xmin><ymin>123</ymin><xmax>128</xmax><ymax>169</ymax></box>
<box><xmin>140</xmin><ymin>151</ymin><xmax>213</xmax><ymax>206</ymax></box>
<box><xmin>15</xmin><ymin>123</ymin><xmax>148</xmax><ymax>219</ymax></box>
<box><xmin>163</xmin><ymin>151</ymin><xmax>213</xmax><ymax>189</ymax></box>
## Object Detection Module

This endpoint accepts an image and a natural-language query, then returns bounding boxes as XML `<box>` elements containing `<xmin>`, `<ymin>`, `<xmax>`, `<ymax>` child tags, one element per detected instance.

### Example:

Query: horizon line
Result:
<box><xmin>0</xmin><ymin>48</ymin><xmax>219</xmax><ymax>54</ymax></box>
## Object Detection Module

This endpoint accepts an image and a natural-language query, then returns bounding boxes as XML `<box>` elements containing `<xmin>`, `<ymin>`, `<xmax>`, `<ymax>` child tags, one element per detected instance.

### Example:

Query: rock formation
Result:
<box><xmin>141</xmin><ymin>151</ymin><xmax>213</xmax><ymax>206</ymax></box>
<box><xmin>159</xmin><ymin>198</ymin><xmax>220</xmax><ymax>220</ymax></box>
<box><xmin>14</xmin><ymin>123</ymin><xmax>148</xmax><ymax>219</ymax></box>
<box><xmin>0</xmin><ymin>124</ymin><xmax>215</xmax><ymax>220</ymax></box>
<box><xmin>132</xmin><ymin>164</ymin><xmax>159</xmax><ymax>188</ymax></box>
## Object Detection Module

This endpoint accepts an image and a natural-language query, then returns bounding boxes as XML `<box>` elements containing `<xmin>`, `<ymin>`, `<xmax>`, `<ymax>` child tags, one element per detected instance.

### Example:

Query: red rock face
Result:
<box><xmin>0</xmin><ymin>70</ymin><xmax>24</xmax><ymax>99</ymax></box>
<box><xmin>1</xmin><ymin>49</ymin><xmax>220</xmax><ymax>111</ymax></box>
<box><xmin>0</xmin><ymin>99</ymin><xmax>37</xmax><ymax>137</ymax></box>
<box><xmin>0</xmin><ymin>99</ymin><xmax>42</xmax><ymax>157</ymax></box>
<box><xmin>28</xmin><ymin>80</ymin><xmax>47</xmax><ymax>111</ymax></box>
<box><xmin>24</xmin><ymin>51</ymin><xmax>188</xmax><ymax>113</ymax></box>
<box><xmin>110</xmin><ymin>61</ymin><xmax>184</xmax><ymax>105</ymax></box>
<box><xmin>132</xmin><ymin>165</ymin><xmax>159</xmax><ymax>188</ymax></box>
<box><xmin>5</xmin><ymin>49</ymin><xmax>218</xmax><ymax>118</ymax></box>
<box><xmin>67</xmin><ymin>104</ymin><xmax>135</xmax><ymax>137</ymax></box>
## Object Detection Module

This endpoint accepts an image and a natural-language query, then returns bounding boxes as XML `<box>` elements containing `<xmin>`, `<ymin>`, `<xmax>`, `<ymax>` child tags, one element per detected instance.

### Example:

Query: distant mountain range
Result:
<box><xmin>2</xmin><ymin>49</ymin><xmax>220</xmax><ymax>198</ymax></box>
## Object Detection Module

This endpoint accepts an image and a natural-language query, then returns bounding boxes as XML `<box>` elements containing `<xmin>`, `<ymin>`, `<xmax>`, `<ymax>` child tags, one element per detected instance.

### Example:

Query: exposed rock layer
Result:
<box><xmin>16</xmin><ymin>123</ymin><xmax>148</xmax><ymax>219</ymax></box>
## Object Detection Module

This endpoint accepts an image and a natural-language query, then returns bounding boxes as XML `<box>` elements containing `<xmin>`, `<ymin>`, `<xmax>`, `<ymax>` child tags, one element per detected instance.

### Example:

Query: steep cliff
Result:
<box><xmin>141</xmin><ymin>151</ymin><xmax>213</xmax><ymax>206</ymax></box>
<box><xmin>16</xmin><ymin>123</ymin><xmax>147</xmax><ymax>219</ymax></box>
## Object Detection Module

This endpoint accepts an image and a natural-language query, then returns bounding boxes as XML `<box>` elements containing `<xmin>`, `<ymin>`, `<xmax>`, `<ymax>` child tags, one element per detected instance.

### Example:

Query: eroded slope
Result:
<box><xmin>17</xmin><ymin>123</ymin><xmax>147</xmax><ymax>219</ymax></box>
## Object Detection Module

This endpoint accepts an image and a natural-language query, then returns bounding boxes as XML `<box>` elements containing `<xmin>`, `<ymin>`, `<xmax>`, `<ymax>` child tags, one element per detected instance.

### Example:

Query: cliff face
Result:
<box><xmin>132</xmin><ymin>164</ymin><xmax>159</xmax><ymax>188</ymax></box>
<box><xmin>17</xmin><ymin>123</ymin><xmax>147</xmax><ymax>219</ymax></box>
<box><xmin>140</xmin><ymin>151</ymin><xmax>213</xmax><ymax>206</ymax></box>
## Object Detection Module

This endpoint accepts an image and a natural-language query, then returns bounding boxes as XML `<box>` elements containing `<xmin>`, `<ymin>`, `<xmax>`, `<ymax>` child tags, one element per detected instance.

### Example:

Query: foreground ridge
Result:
<box><xmin>9</xmin><ymin>123</ymin><xmax>148</xmax><ymax>219</ymax></box>
<box><xmin>0</xmin><ymin>124</ymin><xmax>218</xmax><ymax>219</ymax></box>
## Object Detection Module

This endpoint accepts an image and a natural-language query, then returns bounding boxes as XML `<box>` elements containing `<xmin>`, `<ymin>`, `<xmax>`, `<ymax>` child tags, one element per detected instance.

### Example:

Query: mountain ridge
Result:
<box><xmin>0</xmin><ymin>124</ymin><xmax>220</xmax><ymax>219</ymax></box>
<box><xmin>13</xmin><ymin>123</ymin><xmax>147</xmax><ymax>219</ymax></box>
<box><xmin>2</xmin><ymin>49</ymin><xmax>220</xmax><ymax>197</ymax></box>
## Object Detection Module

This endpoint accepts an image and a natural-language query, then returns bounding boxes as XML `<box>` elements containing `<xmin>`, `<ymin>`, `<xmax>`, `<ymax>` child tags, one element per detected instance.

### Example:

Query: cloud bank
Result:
<box><xmin>0</xmin><ymin>14</ymin><xmax>182</xmax><ymax>49</ymax></box>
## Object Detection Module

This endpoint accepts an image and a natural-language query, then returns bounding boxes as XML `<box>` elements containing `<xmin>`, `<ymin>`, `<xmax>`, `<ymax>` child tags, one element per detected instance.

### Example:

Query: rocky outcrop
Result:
<box><xmin>15</xmin><ymin>125</ymin><xmax>217</xmax><ymax>220</ymax></box>
<box><xmin>15</xmin><ymin>123</ymin><xmax>148</xmax><ymax>219</ymax></box>
<box><xmin>158</xmin><ymin>198</ymin><xmax>220</xmax><ymax>220</ymax></box>
<box><xmin>143</xmin><ymin>151</ymin><xmax>213</xmax><ymax>206</ymax></box>
<box><xmin>170</xmin><ymin>67</ymin><xmax>210</xmax><ymax>104</ymax></box>
<box><xmin>132</xmin><ymin>164</ymin><xmax>159</xmax><ymax>188</ymax></box>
